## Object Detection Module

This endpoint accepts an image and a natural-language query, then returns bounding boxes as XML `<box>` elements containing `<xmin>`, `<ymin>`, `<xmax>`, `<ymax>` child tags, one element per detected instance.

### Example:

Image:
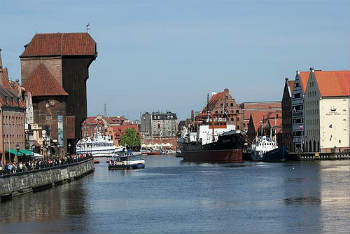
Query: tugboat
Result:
<box><xmin>108</xmin><ymin>150</ymin><xmax>145</xmax><ymax>170</ymax></box>
<box><xmin>250</xmin><ymin>136</ymin><xmax>287</xmax><ymax>162</ymax></box>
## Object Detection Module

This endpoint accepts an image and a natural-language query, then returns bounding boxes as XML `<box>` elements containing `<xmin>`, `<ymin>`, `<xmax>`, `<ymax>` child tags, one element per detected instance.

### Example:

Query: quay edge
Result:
<box><xmin>287</xmin><ymin>152</ymin><xmax>350</xmax><ymax>161</ymax></box>
<box><xmin>0</xmin><ymin>158</ymin><xmax>94</xmax><ymax>201</ymax></box>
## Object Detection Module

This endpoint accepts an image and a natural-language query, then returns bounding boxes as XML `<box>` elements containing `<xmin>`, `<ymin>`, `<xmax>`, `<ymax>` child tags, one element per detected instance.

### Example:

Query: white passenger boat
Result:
<box><xmin>76</xmin><ymin>132</ymin><xmax>125</xmax><ymax>157</ymax></box>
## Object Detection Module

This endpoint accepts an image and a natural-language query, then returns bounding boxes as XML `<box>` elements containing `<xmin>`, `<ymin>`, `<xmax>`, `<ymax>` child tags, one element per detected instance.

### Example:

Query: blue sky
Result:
<box><xmin>0</xmin><ymin>0</ymin><xmax>349</xmax><ymax>120</ymax></box>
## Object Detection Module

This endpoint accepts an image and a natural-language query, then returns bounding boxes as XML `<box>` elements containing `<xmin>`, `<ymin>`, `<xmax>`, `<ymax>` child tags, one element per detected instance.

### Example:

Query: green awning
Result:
<box><xmin>20</xmin><ymin>149</ymin><xmax>34</xmax><ymax>156</ymax></box>
<box><xmin>5</xmin><ymin>149</ymin><xmax>24</xmax><ymax>156</ymax></box>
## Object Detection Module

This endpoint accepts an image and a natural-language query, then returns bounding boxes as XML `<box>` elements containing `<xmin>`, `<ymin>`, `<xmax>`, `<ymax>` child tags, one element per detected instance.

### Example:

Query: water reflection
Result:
<box><xmin>0</xmin><ymin>176</ymin><xmax>89</xmax><ymax>232</ymax></box>
<box><xmin>0</xmin><ymin>157</ymin><xmax>349</xmax><ymax>233</ymax></box>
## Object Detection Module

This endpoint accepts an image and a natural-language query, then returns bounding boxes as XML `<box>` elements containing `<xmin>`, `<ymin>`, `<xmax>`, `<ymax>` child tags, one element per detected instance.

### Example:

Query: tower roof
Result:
<box><xmin>22</xmin><ymin>64</ymin><xmax>68</xmax><ymax>97</ymax></box>
<box><xmin>20</xmin><ymin>33</ymin><xmax>97</xmax><ymax>57</ymax></box>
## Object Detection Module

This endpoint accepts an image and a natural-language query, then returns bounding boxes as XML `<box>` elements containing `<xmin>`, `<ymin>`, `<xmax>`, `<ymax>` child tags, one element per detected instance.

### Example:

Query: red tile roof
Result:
<box><xmin>288</xmin><ymin>80</ymin><xmax>295</xmax><ymax>94</ymax></box>
<box><xmin>20</xmin><ymin>33</ymin><xmax>97</xmax><ymax>57</ymax></box>
<box><xmin>202</xmin><ymin>92</ymin><xmax>224</xmax><ymax>113</ymax></box>
<box><xmin>298</xmin><ymin>71</ymin><xmax>310</xmax><ymax>93</ymax></box>
<box><xmin>243</xmin><ymin>102</ymin><xmax>281</xmax><ymax>120</ymax></box>
<box><xmin>249</xmin><ymin>111</ymin><xmax>282</xmax><ymax>132</ymax></box>
<box><xmin>22</xmin><ymin>64</ymin><xmax>68</xmax><ymax>97</ymax></box>
<box><xmin>313</xmin><ymin>70</ymin><xmax>350</xmax><ymax>97</ymax></box>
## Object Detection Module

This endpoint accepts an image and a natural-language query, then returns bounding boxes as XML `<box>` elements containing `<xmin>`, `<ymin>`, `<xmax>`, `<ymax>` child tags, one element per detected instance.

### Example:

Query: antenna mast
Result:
<box><xmin>86</xmin><ymin>23</ymin><xmax>91</xmax><ymax>33</ymax></box>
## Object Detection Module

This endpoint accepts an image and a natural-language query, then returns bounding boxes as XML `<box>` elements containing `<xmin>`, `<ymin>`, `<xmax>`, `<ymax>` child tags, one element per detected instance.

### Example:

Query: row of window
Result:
<box><xmin>220</xmin><ymin>103</ymin><xmax>237</xmax><ymax>107</ymax></box>
<box><xmin>3</xmin><ymin>134</ymin><xmax>25</xmax><ymax>138</ymax></box>
<box><xmin>3</xmin><ymin>115</ymin><xmax>25</xmax><ymax>125</ymax></box>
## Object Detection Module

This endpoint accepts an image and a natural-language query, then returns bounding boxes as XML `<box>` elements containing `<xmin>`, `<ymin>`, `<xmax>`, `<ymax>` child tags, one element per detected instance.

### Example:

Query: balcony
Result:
<box><xmin>293</xmin><ymin>124</ymin><xmax>304</xmax><ymax>131</ymax></box>
<box><xmin>292</xmin><ymin>98</ymin><xmax>303</xmax><ymax>106</ymax></box>
<box><xmin>292</xmin><ymin>111</ymin><xmax>303</xmax><ymax>117</ymax></box>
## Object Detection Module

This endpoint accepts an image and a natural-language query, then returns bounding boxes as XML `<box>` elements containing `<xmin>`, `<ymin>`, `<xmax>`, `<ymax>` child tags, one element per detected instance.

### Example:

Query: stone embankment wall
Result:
<box><xmin>0</xmin><ymin>158</ymin><xmax>94</xmax><ymax>200</ymax></box>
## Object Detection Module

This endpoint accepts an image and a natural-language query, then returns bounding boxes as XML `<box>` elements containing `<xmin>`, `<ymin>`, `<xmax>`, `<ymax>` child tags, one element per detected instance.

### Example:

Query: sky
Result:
<box><xmin>0</xmin><ymin>0</ymin><xmax>349</xmax><ymax>121</ymax></box>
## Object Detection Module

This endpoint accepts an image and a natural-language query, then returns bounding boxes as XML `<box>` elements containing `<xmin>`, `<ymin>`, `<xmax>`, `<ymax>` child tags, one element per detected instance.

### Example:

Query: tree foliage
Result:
<box><xmin>120</xmin><ymin>128</ymin><xmax>141</xmax><ymax>147</ymax></box>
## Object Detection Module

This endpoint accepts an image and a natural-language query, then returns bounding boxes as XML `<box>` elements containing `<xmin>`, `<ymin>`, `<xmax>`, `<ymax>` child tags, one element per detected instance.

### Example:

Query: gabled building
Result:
<box><xmin>199</xmin><ymin>88</ymin><xmax>243</xmax><ymax>129</ymax></box>
<box><xmin>281</xmin><ymin>78</ymin><xmax>295</xmax><ymax>150</ymax></box>
<box><xmin>246</xmin><ymin>111</ymin><xmax>282</xmax><ymax>145</ymax></box>
<box><xmin>304</xmin><ymin>69</ymin><xmax>350</xmax><ymax>153</ymax></box>
<box><xmin>81</xmin><ymin>115</ymin><xmax>128</xmax><ymax>138</ymax></box>
<box><xmin>0</xmin><ymin>50</ymin><xmax>26</xmax><ymax>163</ymax></box>
<box><xmin>20</xmin><ymin>32</ymin><xmax>97</xmax><ymax>153</ymax></box>
<box><xmin>241</xmin><ymin>101</ymin><xmax>281</xmax><ymax>133</ymax></box>
<box><xmin>291</xmin><ymin>70</ymin><xmax>309</xmax><ymax>152</ymax></box>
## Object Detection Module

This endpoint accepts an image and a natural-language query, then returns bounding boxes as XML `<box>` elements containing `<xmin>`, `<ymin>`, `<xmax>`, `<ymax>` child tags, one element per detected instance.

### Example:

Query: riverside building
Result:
<box><xmin>140</xmin><ymin>112</ymin><xmax>178</xmax><ymax>149</ymax></box>
<box><xmin>304</xmin><ymin>69</ymin><xmax>350</xmax><ymax>153</ymax></box>
<box><xmin>291</xmin><ymin>71</ymin><xmax>310</xmax><ymax>152</ymax></box>
<box><xmin>20</xmin><ymin>32</ymin><xmax>97</xmax><ymax>153</ymax></box>
<box><xmin>281</xmin><ymin>78</ymin><xmax>295</xmax><ymax>150</ymax></box>
<box><xmin>0</xmin><ymin>50</ymin><xmax>26</xmax><ymax>162</ymax></box>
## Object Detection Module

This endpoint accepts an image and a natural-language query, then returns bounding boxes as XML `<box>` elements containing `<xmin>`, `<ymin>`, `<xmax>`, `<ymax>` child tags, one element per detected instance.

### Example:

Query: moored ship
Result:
<box><xmin>76</xmin><ymin>132</ymin><xmax>125</xmax><ymax>157</ymax></box>
<box><xmin>181</xmin><ymin>130</ymin><xmax>246</xmax><ymax>163</ymax></box>
<box><xmin>250</xmin><ymin>136</ymin><xmax>287</xmax><ymax>162</ymax></box>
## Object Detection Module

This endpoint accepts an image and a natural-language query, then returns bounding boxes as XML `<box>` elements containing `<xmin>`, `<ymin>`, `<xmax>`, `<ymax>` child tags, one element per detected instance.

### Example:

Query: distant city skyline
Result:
<box><xmin>0</xmin><ymin>0</ymin><xmax>348</xmax><ymax>120</ymax></box>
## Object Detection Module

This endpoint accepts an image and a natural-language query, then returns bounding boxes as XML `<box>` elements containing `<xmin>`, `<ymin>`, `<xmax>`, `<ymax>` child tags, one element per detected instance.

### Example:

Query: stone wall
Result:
<box><xmin>0</xmin><ymin>158</ymin><xmax>94</xmax><ymax>200</ymax></box>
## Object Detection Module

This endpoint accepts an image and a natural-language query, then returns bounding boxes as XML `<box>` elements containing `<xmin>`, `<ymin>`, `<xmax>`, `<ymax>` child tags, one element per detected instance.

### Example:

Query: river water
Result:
<box><xmin>0</xmin><ymin>156</ymin><xmax>349</xmax><ymax>233</ymax></box>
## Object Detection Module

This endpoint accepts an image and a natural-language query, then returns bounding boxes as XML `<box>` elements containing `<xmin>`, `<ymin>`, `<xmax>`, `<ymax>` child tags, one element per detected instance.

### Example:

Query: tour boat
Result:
<box><xmin>76</xmin><ymin>132</ymin><xmax>125</xmax><ymax>157</ymax></box>
<box><xmin>108</xmin><ymin>151</ymin><xmax>145</xmax><ymax>170</ymax></box>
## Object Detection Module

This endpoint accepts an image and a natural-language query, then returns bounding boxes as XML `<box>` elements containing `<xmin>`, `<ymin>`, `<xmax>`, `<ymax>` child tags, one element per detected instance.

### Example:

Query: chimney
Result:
<box><xmin>224</xmin><ymin>88</ymin><xmax>229</xmax><ymax>95</ymax></box>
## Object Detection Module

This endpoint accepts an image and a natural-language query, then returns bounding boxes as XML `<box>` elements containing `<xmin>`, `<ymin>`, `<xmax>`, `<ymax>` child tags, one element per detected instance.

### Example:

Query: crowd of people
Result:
<box><xmin>0</xmin><ymin>154</ymin><xmax>92</xmax><ymax>176</ymax></box>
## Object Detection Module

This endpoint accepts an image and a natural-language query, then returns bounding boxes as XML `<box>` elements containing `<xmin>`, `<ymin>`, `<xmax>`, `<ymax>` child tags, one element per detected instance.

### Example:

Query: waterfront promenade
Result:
<box><xmin>0</xmin><ymin>155</ymin><xmax>349</xmax><ymax>234</ymax></box>
<box><xmin>0</xmin><ymin>155</ymin><xmax>94</xmax><ymax>201</ymax></box>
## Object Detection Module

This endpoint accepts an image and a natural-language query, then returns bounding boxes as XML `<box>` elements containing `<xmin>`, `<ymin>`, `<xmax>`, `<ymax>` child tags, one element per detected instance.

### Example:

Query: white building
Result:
<box><xmin>304</xmin><ymin>69</ymin><xmax>350</xmax><ymax>153</ymax></box>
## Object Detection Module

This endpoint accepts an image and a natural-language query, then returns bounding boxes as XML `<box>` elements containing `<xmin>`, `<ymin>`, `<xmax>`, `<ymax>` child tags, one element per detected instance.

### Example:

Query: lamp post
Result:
<box><xmin>16</xmin><ymin>144</ymin><xmax>20</xmax><ymax>164</ymax></box>
<box><xmin>68</xmin><ymin>143</ymin><xmax>71</xmax><ymax>155</ymax></box>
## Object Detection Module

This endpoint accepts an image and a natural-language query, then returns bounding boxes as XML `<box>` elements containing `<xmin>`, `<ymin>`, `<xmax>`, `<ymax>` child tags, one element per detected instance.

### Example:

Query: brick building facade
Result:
<box><xmin>0</xmin><ymin>51</ymin><xmax>26</xmax><ymax>163</ymax></box>
<box><xmin>81</xmin><ymin>115</ymin><xmax>128</xmax><ymax>138</ymax></box>
<box><xmin>198</xmin><ymin>88</ymin><xmax>243</xmax><ymax>129</ymax></box>
<box><xmin>20</xmin><ymin>33</ymin><xmax>97</xmax><ymax>152</ymax></box>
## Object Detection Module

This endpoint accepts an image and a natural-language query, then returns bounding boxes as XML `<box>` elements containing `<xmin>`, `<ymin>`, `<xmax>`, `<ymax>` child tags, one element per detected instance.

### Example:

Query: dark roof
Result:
<box><xmin>152</xmin><ymin>112</ymin><xmax>177</xmax><ymax>120</ymax></box>
<box><xmin>20</xmin><ymin>33</ymin><xmax>97</xmax><ymax>57</ymax></box>
<box><xmin>22</xmin><ymin>64</ymin><xmax>68</xmax><ymax>97</ymax></box>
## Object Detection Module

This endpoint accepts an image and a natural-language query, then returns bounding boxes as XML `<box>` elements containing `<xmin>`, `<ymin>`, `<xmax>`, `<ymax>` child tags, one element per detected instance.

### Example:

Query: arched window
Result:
<box><xmin>309</xmin><ymin>140</ymin><xmax>312</xmax><ymax>152</ymax></box>
<box><xmin>313</xmin><ymin>140</ymin><xmax>316</xmax><ymax>152</ymax></box>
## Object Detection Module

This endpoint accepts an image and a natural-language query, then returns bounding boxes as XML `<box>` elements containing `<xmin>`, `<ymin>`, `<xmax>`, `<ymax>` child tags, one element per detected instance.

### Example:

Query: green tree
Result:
<box><xmin>120</xmin><ymin>128</ymin><xmax>141</xmax><ymax>148</ymax></box>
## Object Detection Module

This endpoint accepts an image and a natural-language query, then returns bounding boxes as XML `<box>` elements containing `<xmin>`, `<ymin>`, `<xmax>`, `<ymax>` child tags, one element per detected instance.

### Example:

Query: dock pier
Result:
<box><xmin>287</xmin><ymin>152</ymin><xmax>350</xmax><ymax>161</ymax></box>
